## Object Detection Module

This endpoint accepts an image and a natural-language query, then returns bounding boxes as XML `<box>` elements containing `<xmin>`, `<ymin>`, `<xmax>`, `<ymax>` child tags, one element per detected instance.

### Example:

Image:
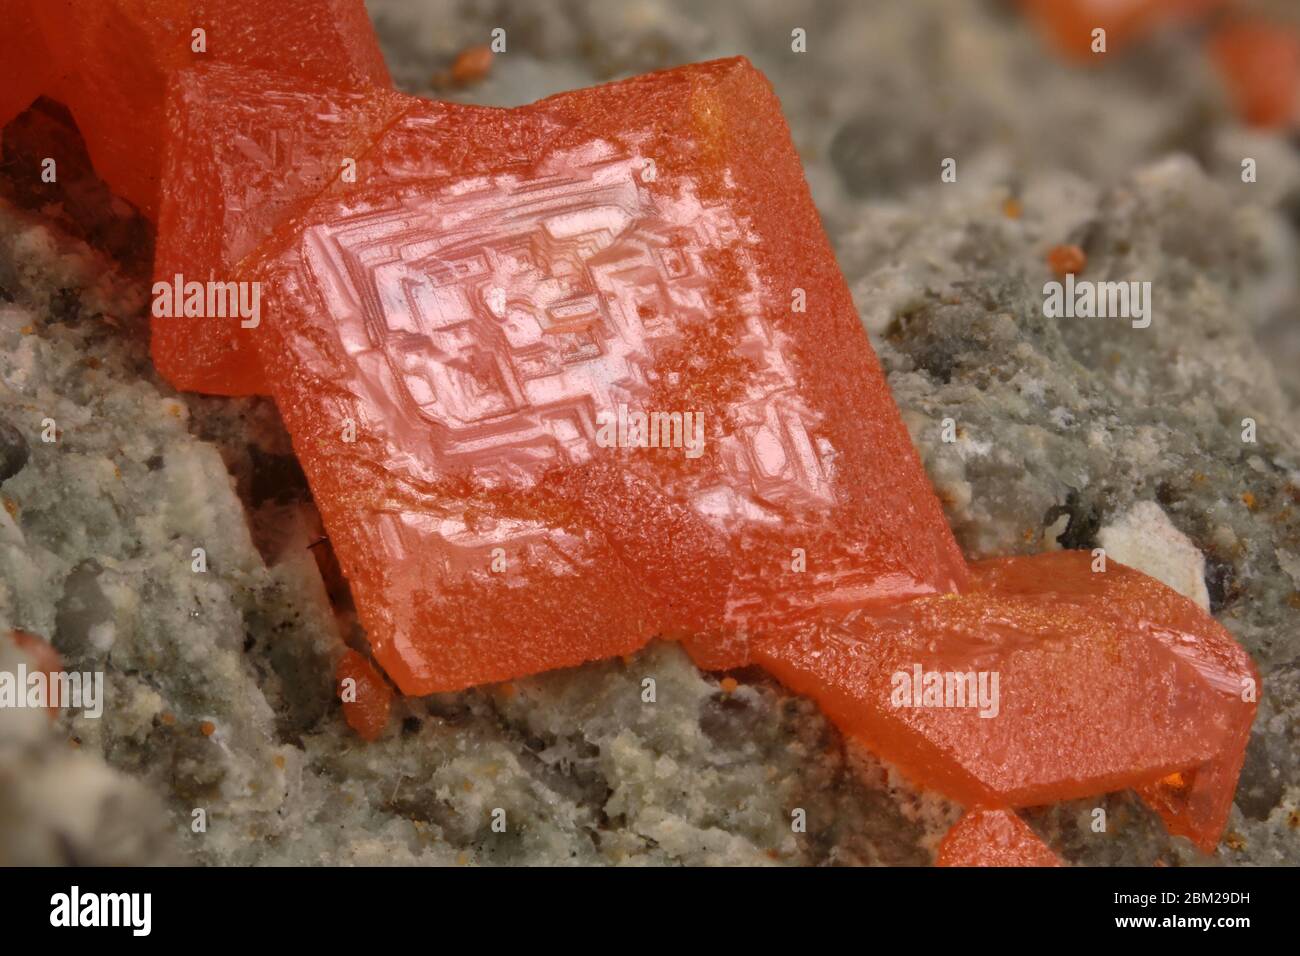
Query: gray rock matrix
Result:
<box><xmin>0</xmin><ymin>0</ymin><xmax>1295</xmax><ymax>865</ymax></box>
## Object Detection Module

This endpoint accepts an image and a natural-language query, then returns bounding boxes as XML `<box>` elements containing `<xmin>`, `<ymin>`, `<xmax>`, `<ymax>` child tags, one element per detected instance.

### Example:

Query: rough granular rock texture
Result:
<box><xmin>0</xmin><ymin>0</ymin><xmax>1297</xmax><ymax>865</ymax></box>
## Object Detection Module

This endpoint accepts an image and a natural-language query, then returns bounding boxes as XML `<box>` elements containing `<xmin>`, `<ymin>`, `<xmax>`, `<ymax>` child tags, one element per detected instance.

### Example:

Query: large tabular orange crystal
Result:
<box><xmin>1018</xmin><ymin>0</ymin><xmax>1227</xmax><ymax>61</ymax></box>
<box><xmin>25</xmin><ymin>0</ymin><xmax>390</xmax><ymax>219</ymax></box>
<box><xmin>231</xmin><ymin>58</ymin><xmax>969</xmax><ymax>693</ymax></box>
<box><xmin>754</xmin><ymin>551</ymin><xmax>1258</xmax><ymax>851</ymax></box>
<box><xmin>936</xmin><ymin>809</ymin><xmax>1061</xmax><ymax>867</ymax></box>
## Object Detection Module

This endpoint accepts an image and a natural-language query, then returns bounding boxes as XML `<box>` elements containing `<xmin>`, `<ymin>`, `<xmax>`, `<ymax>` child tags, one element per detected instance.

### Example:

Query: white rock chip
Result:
<box><xmin>1096</xmin><ymin>501</ymin><xmax>1210</xmax><ymax>610</ymax></box>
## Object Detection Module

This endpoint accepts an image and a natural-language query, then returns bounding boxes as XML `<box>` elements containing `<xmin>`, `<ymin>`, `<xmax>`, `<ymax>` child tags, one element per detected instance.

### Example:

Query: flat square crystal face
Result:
<box><xmin>301</xmin><ymin>143</ymin><xmax>833</xmax><ymax>513</ymax></box>
<box><xmin>273</xmin><ymin>144</ymin><xmax>844</xmax><ymax>687</ymax></box>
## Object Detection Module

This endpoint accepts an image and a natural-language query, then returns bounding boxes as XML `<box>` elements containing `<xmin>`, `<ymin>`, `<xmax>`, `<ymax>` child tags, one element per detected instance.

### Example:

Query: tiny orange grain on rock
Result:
<box><xmin>449</xmin><ymin>45</ymin><xmax>493</xmax><ymax>86</ymax></box>
<box><xmin>336</xmin><ymin>648</ymin><xmax>393</xmax><ymax>741</ymax></box>
<box><xmin>1047</xmin><ymin>243</ymin><xmax>1086</xmax><ymax>277</ymax></box>
<box><xmin>9</xmin><ymin>630</ymin><xmax>62</xmax><ymax>716</ymax></box>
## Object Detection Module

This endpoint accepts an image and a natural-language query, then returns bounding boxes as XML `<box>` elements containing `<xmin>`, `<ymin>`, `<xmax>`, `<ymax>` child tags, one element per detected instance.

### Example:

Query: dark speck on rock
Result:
<box><xmin>887</xmin><ymin>296</ymin><xmax>995</xmax><ymax>385</ymax></box>
<box><xmin>699</xmin><ymin>691</ymin><xmax>753</xmax><ymax>750</ymax></box>
<box><xmin>0</xmin><ymin>417</ymin><xmax>29</xmax><ymax>483</ymax></box>
<box><xmin>1235</xmin><ymin>730</ymin><xmax>1285</xmax><ymax>822</ymax></box>
<box><xmin>169</xmin><ymin>736</ymin><xmax>226</xmax><ymax>801</ymax></box>
<box><xmin>248</xmin><ymin>445</ymin><xmax>311</xmax><ymax>506</ymax></box>
<box><xmin>830</xmin><ymin>103</ymin><xmax>980</xmax><ymax>199</ymax></box>
<box><xmin>1044</xmin><ymin>489</ymin><xmax>1103</xmax><ymax>551</ymax></box>
<box><xmin>49</xmin><ymin>287</ymin><xmax>80</xmax><ymax>323</ymax></box>
<box><xmin>1204</xmin><ymin>554</ymin><xmax>1238</xmax><ymax>613</ymax></box>
<box><xmin>1155</xmin><ymin>480</ymin><xmax>1181</xmax><ymax>507</ymax></box>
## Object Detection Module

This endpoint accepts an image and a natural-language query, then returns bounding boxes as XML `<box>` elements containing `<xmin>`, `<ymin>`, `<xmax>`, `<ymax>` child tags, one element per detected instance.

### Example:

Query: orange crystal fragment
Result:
<box><xmin>28</xmin><ymin>0</ymin><xmax>391</xmax><ymax>218</ymax></box>
<box><xmin>7</xmin><ymin>629</ymin><xmax>64</xmax><ymax>717</ymax></box>
<box><xmin>1018</xmin><ymin>0</ymin><xmax>1227</xmax><ymax>61</ymax></box>
<box><xmin>239</xmin><ymin>58</ymin><xmax>968</xmax><ymax>693</ymax></box>
<box><xmin>1209</xmin><ymin>21</ymin><xmax>1300</xmax><ymax>129</ymax></box>
<box><xmin>336</xmin><ymin>649</ymin><xmax>392</xmax><ymax>741</ymax></box>
<box><xmin>151</xmin><ymin>64</ymin><xmax>409</xmax><ymax>395</ymax></box>
<box><xmin>937</xmin><ymin>809</ymin><xmax>1061</xmax><ymax>867</ymax></box>
<box><xmin>0</xmin><ymin>0</ymin><xmax>55</xmax><ymax>132</ymax></box>
<box><xmin>753</xmin><ymin>551</ymin><xmax>1258</xmax><ymax>851</ymax></box>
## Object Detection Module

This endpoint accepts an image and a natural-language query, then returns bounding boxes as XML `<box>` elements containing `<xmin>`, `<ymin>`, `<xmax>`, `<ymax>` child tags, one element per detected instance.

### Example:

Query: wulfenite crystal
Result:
<box><xmin>1018</xmin><ymin>0</ymin><xmax>1227</xmax><ymax>60</ymax></box>
<box><xmin>936</xmin><ymin>809</ymin><xmax>1061</xmax><ymax>867</ymax></box>
<box><xmin>754</xmin><ymin>551</ymin><xmax>1257</xmax><ymax>852</ymax></box>
<box><xmin>151</xmin><ymin>64</ymin><xmax>408</xmax><ymax>395</ymax></box>
<box><xmin>232</xmin><ymin>58</ymin><xmax>970</xmax><ymax>692</ymax></box>
<box><xmin>14</xmin><ymin>0</ymin><xmax>390</xmax><ymax>218</ymax></box>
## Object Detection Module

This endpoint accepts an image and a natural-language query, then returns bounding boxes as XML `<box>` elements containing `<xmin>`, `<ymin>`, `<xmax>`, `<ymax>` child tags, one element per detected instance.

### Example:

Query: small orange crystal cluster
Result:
<box><xmin>1020</xmin><ymin>0</ymin><xmax>1300</xmax><ymax>130</ymax></box>
<box><xmin>1018</xmin><ymin>0</ymin><xmax>1229</xmax><ymax>61</ymax></box>
<box><xmin>0</xmin><ymin>0</ymin><xmax>1261</xmax><ymax>863</ymax></box>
